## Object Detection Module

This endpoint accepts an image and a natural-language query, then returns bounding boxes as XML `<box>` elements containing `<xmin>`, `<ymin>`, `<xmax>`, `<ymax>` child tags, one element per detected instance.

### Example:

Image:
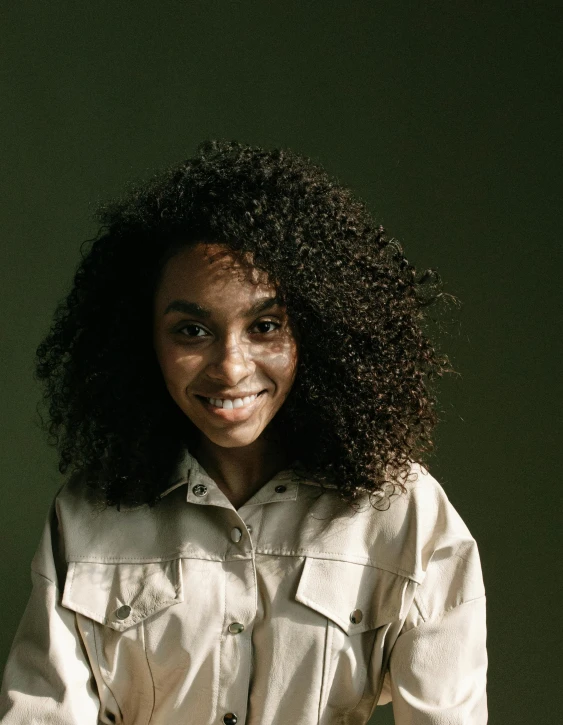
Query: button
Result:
<box><xmin>192</xmin><ymin>484</ymin><xmax>208</xmax><ymax>497</ymax></box>
<box><xmin>350</xmin><ymin>608</ymin><xmax>363</xmax><ymax>624</ymax></box>
<box><xmin>231</xmin><ymin>527</ymin><xmax>243</xmax><ymax>543</ymax></box>
<box><xmin>274</xmin><ymin>484</ymin><xmax>287</xmax><ymax>493</ymax></box>
<box><xmin>115</xmin><ymin>605</ymin><xmax>131</xmax><ymax>620</ymax></box>
<box><xmin>228</xmin><ymin>622</ymin><xmax>245</xmax><ymax>634</ymax></box>
<box><xmin>223</xmin><ymin>714</ymin><xmax>238</xmax><ymax>725</ymax></box>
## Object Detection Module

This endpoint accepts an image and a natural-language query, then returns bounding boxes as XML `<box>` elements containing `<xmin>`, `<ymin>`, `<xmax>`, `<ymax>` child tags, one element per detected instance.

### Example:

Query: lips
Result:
<box><xmin>198</xmin><ymin>390</ymin><xmax>265</xmax><ymax>409</ymax></box>
<box><xmin>195</xmin><ymin>390</ymin><xmax>267</xmax><ymax>421</ymax></box>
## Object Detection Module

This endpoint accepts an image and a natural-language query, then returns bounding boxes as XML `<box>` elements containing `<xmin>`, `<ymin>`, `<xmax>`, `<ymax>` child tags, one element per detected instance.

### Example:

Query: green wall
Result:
<box><xmin>1</xmin><ymin>2</ymin><xmax>561</xmax><ymax>722</ymax></box>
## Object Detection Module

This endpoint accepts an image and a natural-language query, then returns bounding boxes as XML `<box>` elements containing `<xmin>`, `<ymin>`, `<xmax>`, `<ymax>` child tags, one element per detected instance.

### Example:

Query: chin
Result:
<box><xmin>203</xmin><ymin>431</ymin><xmax>262</xmax><ymax>448</ymax></box>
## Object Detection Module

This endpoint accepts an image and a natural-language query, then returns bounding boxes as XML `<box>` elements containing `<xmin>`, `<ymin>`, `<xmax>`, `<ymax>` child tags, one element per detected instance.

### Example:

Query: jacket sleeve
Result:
<box><xmin>381</xmin><ymin>470</ymin><xmax>489</xmax><ymax>724</ymax></box>
<box><xmin>0</xmin><ymin>500</ymin><xmax>100</xmax><ymax>724</ymax></box>
<box><xmin>388</xmin><ymin>595</ymin><xmax>488</xmax><ymax>724</ymax></box>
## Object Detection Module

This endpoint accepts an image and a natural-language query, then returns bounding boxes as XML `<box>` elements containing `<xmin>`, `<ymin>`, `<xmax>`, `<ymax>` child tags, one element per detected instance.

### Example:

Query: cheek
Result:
<box><xmin>156</xmin><ymin>344</ymin><xmax>201</xmax><ymax>390</ymax></box>
<box><xmin>254</xmin><ymin>339</ymin><xmax>299</xmax><ymax>388</ymax></box>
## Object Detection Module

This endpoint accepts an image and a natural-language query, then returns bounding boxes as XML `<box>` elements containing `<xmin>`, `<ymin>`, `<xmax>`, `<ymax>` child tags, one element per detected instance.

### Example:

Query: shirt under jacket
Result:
<box><xmin>0</xmin><ymin>449</ymin><xmax>488</xmax><ymax>725</ymax></box>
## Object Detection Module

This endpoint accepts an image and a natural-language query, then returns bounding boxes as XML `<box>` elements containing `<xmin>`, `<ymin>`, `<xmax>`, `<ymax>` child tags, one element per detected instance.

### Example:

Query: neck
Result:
<box><xmin>193</xmin><ymin>429</ymin><xmax>291</xmax><ymax>508</ymax></box>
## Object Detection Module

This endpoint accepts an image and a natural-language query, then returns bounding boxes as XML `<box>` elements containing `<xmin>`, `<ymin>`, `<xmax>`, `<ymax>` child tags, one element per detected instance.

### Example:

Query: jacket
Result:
<box><xmin>0</xmin><ymin>449</ymin><xmax>488</xmax><ymax>724</ymax></box>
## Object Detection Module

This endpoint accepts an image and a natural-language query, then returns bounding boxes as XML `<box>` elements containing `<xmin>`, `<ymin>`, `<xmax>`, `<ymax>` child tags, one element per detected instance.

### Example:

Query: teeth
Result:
<box><xmin>208</xmin><ymin>393</ymin><xmax>259</xmax><ymax>409</ymax></box>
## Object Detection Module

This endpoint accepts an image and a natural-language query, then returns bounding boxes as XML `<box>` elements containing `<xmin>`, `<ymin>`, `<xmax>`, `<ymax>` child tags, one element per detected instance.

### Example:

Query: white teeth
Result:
<box><xmin>207</xmin><ymin>393</ymin><xmax>259</xmax><ymax>409</ymax></box>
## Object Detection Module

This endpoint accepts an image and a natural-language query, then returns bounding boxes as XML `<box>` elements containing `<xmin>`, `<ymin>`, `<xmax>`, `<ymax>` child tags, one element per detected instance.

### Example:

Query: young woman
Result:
<box><xmin>0</xmin><ymin>140</ymin><xmax>487</xmax><ymax>724</ymax></box>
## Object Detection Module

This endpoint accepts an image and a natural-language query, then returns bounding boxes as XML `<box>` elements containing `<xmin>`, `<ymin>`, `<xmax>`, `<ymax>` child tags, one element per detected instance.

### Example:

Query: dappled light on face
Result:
<box><xmin>152</xmin><ymin>242</ymin><xmax>299</xmax><ymax>451</ymax></box>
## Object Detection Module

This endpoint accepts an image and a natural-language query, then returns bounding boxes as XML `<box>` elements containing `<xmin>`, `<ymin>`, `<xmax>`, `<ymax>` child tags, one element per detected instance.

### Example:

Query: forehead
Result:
<box><xmin>156</xmin><ymin>242</ymin><xmax>276</xmax><ymax>302</ymax></box>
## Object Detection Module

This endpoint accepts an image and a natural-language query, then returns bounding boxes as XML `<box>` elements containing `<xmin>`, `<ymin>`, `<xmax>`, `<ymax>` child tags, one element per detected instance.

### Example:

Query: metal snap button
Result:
<box><xmin>231</xmin><ymin>527</ymin><xmax>243</xmax><ymax>543</ymax></box>
<box><xmin>115</xmin><ymin>605</ymin><xmax>131</xmax><ymax>620</ymax></box>
<box><xmin>350</xmin><ymin>608</ymin><xmax>363</xmax><ymax>624</ymax></box>
<box><xmin>192</xmin><ymin>483</ymin><xmax>208</xmax><ymax>497</ymax></box>
<box><xmin>274</xmin><ymin>484</ymin><xmax>287</xmax><ymax>493</ymax></box>
<box><xmin>223</xmin><ymin>713</ymin><xmax>238</xmax><ymax>725</ymax></box>
<box><xmin>228</xmin><ymin>622</ymin><xmax>245</xmax><ymax>634</ymax></box>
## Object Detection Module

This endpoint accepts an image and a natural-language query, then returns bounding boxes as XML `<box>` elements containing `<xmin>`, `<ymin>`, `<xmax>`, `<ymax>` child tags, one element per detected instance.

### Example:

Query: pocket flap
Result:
<box><xmin>62</xmin><ymin>559</ymin><xmax>183</xmax><ymax>632</ymax></box>
<box><xmin>295</xmin><ymin>557</ymin><xmax>409</xmax><ymax>635</ymax></box>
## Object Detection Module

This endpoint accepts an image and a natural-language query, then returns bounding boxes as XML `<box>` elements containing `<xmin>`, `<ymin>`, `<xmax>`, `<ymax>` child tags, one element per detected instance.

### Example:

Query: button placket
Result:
<box><xmin>217</xmin><ymin>558</ymin><xmax>255</xmax><ymax>724</ymax></box>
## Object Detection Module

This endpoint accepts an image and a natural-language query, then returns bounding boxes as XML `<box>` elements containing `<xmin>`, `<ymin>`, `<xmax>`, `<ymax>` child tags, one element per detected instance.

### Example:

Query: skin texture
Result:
<box><xmin>153</xmin><ymin>243</ymin><xmax>299</xmax><ymax>507</ymax></box>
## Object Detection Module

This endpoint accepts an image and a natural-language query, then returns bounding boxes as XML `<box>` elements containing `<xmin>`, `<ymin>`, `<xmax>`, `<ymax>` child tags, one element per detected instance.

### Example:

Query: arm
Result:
<box><xmin>388</xmin><ymin>595</ymin><xmax>488</xmax><ymax>724</ymax></box>
<box><xmin>0</xmin><ymin>502</ymin><xmax>100</xmax><ymax>724</ymax></box>
<box><xmin>383</xmin><ymin>469</ymin><xmax>489</xmax><ymax>724</ymax></box>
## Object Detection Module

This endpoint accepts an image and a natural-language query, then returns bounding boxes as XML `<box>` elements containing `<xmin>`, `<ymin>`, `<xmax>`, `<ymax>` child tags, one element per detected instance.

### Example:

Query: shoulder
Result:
<box><xmin>395</xmin><ymin>461</ymin><xmax>478</xmax><ymax>557</ymax></box>
<box><xmin>390</xmin><ymin>462</ymin><xmax>486</xmax><ymax>615</ymax></box>
<box><xmin>302</xmin><ymin>461</ymin><xmax>484</xmax><ymax>588</ymax></box>
<box><xmin>53</xmin><ymin>471</ymin><xmax>183</xmax><ymax>563</ymax></box>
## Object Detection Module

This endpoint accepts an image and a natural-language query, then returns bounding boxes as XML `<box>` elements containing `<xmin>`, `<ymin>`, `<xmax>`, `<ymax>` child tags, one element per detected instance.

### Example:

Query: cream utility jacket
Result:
<box><xmin>0</xmin><ymin>450</ymin><xmax>488</xmax><ymax>725</ymax></box>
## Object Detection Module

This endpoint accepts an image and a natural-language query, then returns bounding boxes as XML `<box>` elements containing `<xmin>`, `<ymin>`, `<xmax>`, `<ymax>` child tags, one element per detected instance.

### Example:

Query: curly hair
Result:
<box><xmin>35</xmin><ymin>139</ymin><xmax>455</xmax><ymax>508</ymax></box>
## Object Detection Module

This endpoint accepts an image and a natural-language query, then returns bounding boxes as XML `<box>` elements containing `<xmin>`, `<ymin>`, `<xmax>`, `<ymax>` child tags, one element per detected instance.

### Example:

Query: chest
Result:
<box><xmin>62</xmin><ymin>544</ymin><xmax>414</xmax><ymax>725</ymax></box>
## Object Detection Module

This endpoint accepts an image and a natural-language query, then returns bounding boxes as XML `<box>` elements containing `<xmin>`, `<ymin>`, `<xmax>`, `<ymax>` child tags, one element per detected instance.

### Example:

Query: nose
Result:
<box><xmin>205</xmin><ymin>335</ymin><xmax>256</xmax><ymax>385</ymax></box>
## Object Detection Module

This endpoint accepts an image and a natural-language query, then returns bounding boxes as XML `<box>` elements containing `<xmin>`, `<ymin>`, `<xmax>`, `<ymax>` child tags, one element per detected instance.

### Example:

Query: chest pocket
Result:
<box><xmin>62</xmin><ymin>560</ymin><xmax>184</xmax><ymax>725</ymax></box>
<box><xmin>295</xmin><ymin>557</ymin><xmax>409</xmax><ymax>714</ymax></box>
<box><xmin>62</xmin><ymin>559</ymin><xmax>183</xmax><ymax>631</ymax></box>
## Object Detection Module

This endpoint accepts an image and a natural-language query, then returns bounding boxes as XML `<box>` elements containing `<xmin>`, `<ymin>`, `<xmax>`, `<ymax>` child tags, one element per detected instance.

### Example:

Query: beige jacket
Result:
<box><xmin>0</xmin><ymin>450</ymin><xmax>487</xmax><ymax>725</ymax></box>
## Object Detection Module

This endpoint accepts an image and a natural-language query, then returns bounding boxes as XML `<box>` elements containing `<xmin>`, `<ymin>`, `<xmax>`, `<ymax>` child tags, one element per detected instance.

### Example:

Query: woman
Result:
<box><xmin>0</xmin><ymin>140</ymin><xmax>487</xmax><ymax>724</ymax></box>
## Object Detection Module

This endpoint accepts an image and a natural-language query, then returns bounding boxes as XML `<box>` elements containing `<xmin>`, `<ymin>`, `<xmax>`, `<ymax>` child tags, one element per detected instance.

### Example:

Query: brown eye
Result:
<box><xmin>253</xmin><ymin>320</ymin><xmax>281</xmax><ymax>334</ymax></box>
<box><xmin>177</xmin><ymin>324</ymin><xmax>208</xmax><ymax>337</ymax></box>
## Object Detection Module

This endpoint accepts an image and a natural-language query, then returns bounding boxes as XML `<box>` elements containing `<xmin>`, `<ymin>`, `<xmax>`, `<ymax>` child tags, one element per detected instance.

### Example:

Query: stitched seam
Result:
<box><xmin>212</xmin><ymin>564</ymin><xmax>226</xmax><ymax>722</ymax></box>
<box><xmin>67</xmin><ymin>597</ymin><xmax>179</xmax><ymax>626</ymax></box>
<box><xmin>66</xmin><ymin>562</ymin><xmax>179</xmax><ymax>623</ymax></box>
<box><xmin>351</xmin><ymin>577</ymin><xmax>412</xmax><ymax>715</ymax></box>
<box><xmin>253</xmin><ymin>551</ymin><xmax>418</xmax><ymax>579</ymax></box>
<box><xmin>441</xmin><ymin>593</ymin><xmax>486</xmax><ymax>615</ymax></box>
<box><xmin>333</xmin><ymin>629</ymin><xmax>373</xmax><ymax>716</ymax></box>
<box><xmin>251</xmin><ymin>505</ymin><xmax>264</xmax><ymax>545</ymax></box>
<box><xmin>371</xmin><ymin>645</ymin><xmax>393</xmax><ymax>714</ymax></box>
<box><xmin>413</xmin><ymin>591</ymin><xmax>429</xmax><ymax>622</ymax></box>
<box><xmin>91</xmin><ymin>617</ymin><xmax>122</xmax><ymax>712</ymax></box>
<box><xmin>30</xmin><ymin>568</ymin><xmax>57</xmax><ymax>586</ymax></box>
<box><xmin>318</xmin><ymin>617</ymin><xmax>332</xmax><ymax>720</ymax></box>
<box><xmin>64</xmin><ymin>552</ymin><xmax>423</xmax><ymax>583</ymax></box>
<box><xmin>68</xmin><ymin>561</ymin><xmax>76</xmax><ymax>598</ymax></box>
<box><xmin>142</xmin><ymin>620</ymin><xmax>156</xmax><ymax>725</ymax></box>
<box><xmin>416</xmin><ymin>586</ymin><xmax>486</xmax><ymax>624</ymax></box>
<box><xmin>414</xmin><ymin>594</ymin><xmax>486</xmax><ymax>627</ymax></box>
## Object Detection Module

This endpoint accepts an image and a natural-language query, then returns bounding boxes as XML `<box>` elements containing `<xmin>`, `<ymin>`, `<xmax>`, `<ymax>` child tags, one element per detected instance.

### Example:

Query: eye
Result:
<box><xmin>176</xmin><ymin>323</ymin><xmax>209</xmax><ymax>338</ymax></box>
<box><xmin>253</xmin><ymin>320</ymin><xmax>281</xmax><ymax>334</ymax></box>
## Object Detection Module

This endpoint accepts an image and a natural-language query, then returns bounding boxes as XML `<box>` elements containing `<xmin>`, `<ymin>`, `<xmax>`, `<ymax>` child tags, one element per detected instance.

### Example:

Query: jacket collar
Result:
<box><xmin>159</xmin><ymin>446</ymin><xmax>304</xmax><ymax>509</ymax></box>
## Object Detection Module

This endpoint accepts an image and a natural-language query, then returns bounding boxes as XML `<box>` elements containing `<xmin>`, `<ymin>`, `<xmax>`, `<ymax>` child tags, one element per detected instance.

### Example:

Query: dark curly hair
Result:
<box><xmin>35</xmin><ymin>139</ymin><xmax>456</xmax><ymax>508</ymax></box>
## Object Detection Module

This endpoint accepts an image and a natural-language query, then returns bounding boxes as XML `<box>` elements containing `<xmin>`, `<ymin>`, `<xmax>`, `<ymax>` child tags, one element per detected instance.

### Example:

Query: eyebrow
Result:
<box><xmin>163</xmin><ymin>295</ymin><xmax>284</xmax><ymax>318</ymax></box>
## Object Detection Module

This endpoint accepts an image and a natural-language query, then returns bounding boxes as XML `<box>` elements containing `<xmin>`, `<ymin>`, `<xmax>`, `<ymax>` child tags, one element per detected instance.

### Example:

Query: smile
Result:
<box><xmin>195</xmin><ymin>390</ymin><xmax>267</xmax><ymax>420</ymax></box>
<box><xmin>207</xmin><ymin>393</ymin><xmax>260</xmax><ymax>409</ymax></box>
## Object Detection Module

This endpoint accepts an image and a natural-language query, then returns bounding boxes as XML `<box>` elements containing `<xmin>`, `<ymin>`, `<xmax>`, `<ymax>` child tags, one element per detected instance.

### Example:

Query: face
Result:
<box><xmin>153</xmin><ymin>243</ymin><xmax>299</xmax><ymax>449</ymax></box>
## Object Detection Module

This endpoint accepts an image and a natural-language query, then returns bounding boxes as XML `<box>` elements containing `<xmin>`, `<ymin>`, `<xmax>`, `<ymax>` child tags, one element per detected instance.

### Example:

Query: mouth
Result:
<box><xmin>195</xmin><ymin>390</ymin><xmax>268</xmax><ymax>421</ymax></box>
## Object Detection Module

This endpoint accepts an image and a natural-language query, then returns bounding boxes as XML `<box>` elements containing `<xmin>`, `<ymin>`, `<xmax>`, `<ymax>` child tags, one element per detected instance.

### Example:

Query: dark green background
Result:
<box><xmin>1</xmin><ymin>2</ymin><xmax>561</xmax><ymax>722</ymax></box>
